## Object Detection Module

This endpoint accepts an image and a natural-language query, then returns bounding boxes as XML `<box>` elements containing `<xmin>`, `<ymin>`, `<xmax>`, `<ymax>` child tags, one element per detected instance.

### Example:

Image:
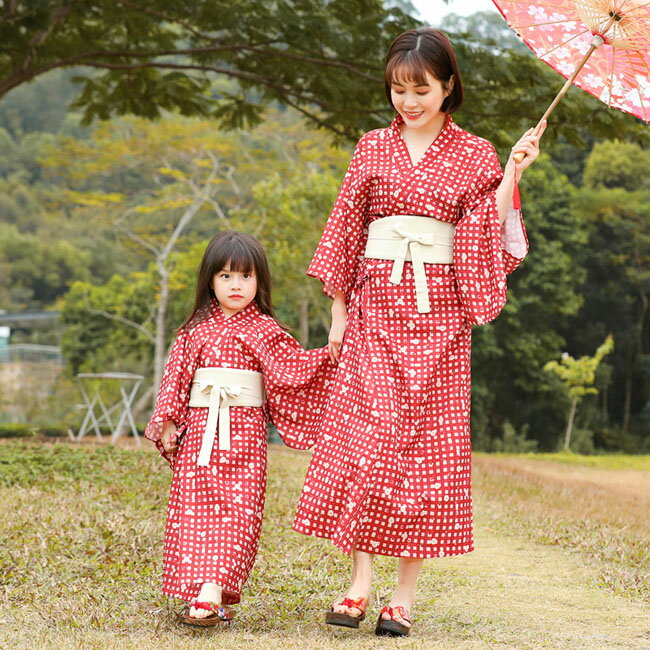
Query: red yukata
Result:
<box><xmin>146</xmin><ymin>299</ymin><xmax>331</xmax><ymax>604</ymax></box>
<box><xmin>293</xmin><ymin>114</ymin><xmax>528</xmax><ymax>558</ymax></box>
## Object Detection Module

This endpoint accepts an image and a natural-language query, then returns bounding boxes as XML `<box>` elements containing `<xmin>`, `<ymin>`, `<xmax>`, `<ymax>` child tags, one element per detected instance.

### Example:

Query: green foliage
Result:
<box><xmin>2</xmin><ymin>5</ymin><xmax>649</xmax><ymax>452</ymax></box>
<box><xmin>0</xmin><ymin>0</ymin><xmax>417</xmax><ymax>140</ymax></box>
<box><xmin>544</xmin><ymin>336</ymin><xmax>614</xmax><ymax>451</ymax></box>
<box><xmin>1</xmin><ymin>2</ymin><xmax>646</xmax><ymax>150</ymax></box>
<box><xmin>0</xmin><ymin>442</ymin><xmax>152</xmax><ymax>488</ymax></box>
<box><xmin>0</xmin><ymin>223</ymin><xmax>91</xmax><ymax>309</ymax></box>
<box><xmin>491</xmin><ymin>421</ymin><xmax>538</xmax><ymax>453</ymax></box>
<box><xmin>0</xmin><ymin>424</ymin><xmax>68</xmax><ymax>439</ymax></box>
<box><xmin>566</xmin><ymin>140</ymin><xmax>650</xmax><ymax>450</ymax></box>
<box><xmin>471</xmin><ymin>155</ymin><xmax>587</xmax><ymax>450</ymax></box>
<box><xmin>583</xmin><ymin>140</ymin><xmax>650</xmax><ymax>191</ymax></box>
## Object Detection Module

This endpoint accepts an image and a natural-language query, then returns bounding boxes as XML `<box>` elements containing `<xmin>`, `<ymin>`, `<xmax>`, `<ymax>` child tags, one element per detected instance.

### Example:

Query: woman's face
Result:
<box><xmin>390</xmin><ymin>68</ymin><xmax>452</xmax><ymax>131</ymax></box>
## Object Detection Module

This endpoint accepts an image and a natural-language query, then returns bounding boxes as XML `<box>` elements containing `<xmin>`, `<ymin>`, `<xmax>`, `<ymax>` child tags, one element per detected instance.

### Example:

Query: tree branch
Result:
<box><xmin>82</xmin><ymin>291</ymin><xmax>155</xmax><ymax>343</ymax></box>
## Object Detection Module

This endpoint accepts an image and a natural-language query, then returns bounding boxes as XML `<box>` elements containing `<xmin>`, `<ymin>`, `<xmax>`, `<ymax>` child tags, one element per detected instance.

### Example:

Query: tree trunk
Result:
<box><xmin>299</xmin><ymin>299</ymin><xmax>309</xmax><ymax>348</ymax></box>
<box><xmin>153</xmin><ymin>263</ymin><xmax>169</xmax><ymax>400</ymax></box>
<box><xmin>622</xmin><ymin>372</ymin><xmax>631</xmax><ymax>432</ymax></box>
<box><xmin>624</xmin><ymin>288</ymin><xmax>648</xmax><ymax>432</ymax></box>
<box><xmin>564</xmin><ymin>396</ymin><xmax>578</xmax><ymax>451</ymax></box>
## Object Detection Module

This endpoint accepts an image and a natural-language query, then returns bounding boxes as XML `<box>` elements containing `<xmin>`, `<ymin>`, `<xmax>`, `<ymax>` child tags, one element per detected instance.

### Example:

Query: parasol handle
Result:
<box><xmin>514</xmin><ymin>32</ymin><xmax>607</xmax><ymax>164</ymax></box>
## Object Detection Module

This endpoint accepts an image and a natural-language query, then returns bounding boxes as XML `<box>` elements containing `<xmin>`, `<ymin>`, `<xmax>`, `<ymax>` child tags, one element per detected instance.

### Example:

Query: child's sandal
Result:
<box><xmin>325</xmin><ymin>596</ymin><xmax>369</xmax><ymax>629</ymax></box>
<box><xmin>179</xmin><ymin>601</ymin><xmax>235</xmax><ymax>627</ymax></box>
<box><xmin>374</xmin><ymin>605</ymin><xmax>412</xmax><ymax>637</ymax></box>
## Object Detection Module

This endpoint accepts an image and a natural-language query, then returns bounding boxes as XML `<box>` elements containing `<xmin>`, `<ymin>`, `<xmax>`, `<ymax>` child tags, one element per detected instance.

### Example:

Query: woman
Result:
<box><xmin>293</xmin><ymin>27</ymin><xmax>543</xmax><ymax>637</ymax></box>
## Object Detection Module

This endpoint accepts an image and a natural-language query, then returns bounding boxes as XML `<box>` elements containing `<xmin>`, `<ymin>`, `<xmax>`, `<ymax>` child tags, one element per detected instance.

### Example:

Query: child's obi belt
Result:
<box><xmin>364</xmin><ymin>214</ymin><xmax>454</xmax><ymax>314</ymax></box>
<box><xmin>189</xmin><ymin>367</ymin><xmax>265</xmax><ymax>466</ymax></box>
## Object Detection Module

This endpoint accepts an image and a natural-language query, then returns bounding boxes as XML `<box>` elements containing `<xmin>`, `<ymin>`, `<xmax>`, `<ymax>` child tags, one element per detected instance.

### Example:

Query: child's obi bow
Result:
<box><xmin>189</xmin><ymin>367</ymin><xmax>265</xmax><ymax>466</ymax></box>
<box><xmin>364</xmin><ymin>215</ymin><xmax>455</xmax><ymax>314</ymax></box>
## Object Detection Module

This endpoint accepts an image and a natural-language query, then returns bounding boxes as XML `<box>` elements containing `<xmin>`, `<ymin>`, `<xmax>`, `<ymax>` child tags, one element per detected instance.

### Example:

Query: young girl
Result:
<box><xmin>145</xmin><ymin>230</ymin><xmax>332</xmax><ymax>627</ymax></box>
<box><xmin>293</xmin><ymin>28</ymin><xmax>544</xmax><ymax>636</ymax></box>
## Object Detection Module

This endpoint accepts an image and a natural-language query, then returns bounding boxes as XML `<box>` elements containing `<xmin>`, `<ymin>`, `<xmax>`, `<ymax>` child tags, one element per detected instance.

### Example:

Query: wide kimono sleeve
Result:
<box><xmin>144</xmin><ymin>327</ymin><xmax>200</xmax><ymax>462</ymax></box>
<box><xmin>238</xmin><ymin>320</ymin><xmax>335</xmax><ymax>450</ymax></box>
<box><xmin>306</xmin><ymin>134</ymin><xmax>371</xmax><ymax>303</ymax></box>
<box><xmin>453</xmin><ymin>145</ymin><xmax>529</xmax><ymax>326</ymax></box>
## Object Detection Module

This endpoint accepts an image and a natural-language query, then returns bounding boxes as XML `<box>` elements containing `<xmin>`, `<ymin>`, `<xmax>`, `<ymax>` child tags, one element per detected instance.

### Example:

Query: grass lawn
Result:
<box><xmin>0</xmin><ymin>441</ymin><xmax>648</xmax><ymax>649</ymax></box>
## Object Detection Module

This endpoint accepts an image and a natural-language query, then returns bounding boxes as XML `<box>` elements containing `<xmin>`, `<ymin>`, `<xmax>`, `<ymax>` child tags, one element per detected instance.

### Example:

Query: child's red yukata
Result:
<box><xmin>293</xmin><ymin>114</ymin><xmax>529</xmax><ymax>559</ymax></box>
<box><xmin>145</xmin><ymin>299</ymin><xmax>332</xmax><ymax>604</ymax></box>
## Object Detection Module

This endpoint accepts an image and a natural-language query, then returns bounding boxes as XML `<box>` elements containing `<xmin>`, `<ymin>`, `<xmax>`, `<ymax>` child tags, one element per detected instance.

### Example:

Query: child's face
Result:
<box><xmin>390</xmin><ymin>68</ymin><xmax>452</xmax><ymax>131</ymax></box>
<box><xmin>211</xmin><ymin>263</ymin><xmax>257</xmax><ymax>318</ymax></box>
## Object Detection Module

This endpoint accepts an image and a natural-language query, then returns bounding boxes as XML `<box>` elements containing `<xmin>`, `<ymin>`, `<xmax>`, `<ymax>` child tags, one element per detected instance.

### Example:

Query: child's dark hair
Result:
<box><xmin>180</xmin><ymin>230</ymin><xmax>281</xmax><ymax>330</ymax></box>
<box><xmin>385</xmin><ymin>28</ymin><xmax>464</xmax><ymax>114</ymax></box>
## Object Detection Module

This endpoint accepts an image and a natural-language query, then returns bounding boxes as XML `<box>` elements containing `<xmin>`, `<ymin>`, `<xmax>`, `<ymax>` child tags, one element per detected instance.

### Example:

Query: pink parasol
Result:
<box><xmin>492</xmin><ymin>0</ymin><xmax>650</xmax><ymax>158</ymax></box>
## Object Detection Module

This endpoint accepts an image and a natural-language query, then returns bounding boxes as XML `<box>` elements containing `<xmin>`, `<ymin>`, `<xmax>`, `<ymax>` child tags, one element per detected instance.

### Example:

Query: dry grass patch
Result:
<box><xmin>473</xmin><ymin>453</ymin><xmax>650</xmax><ymax>601</ymax></box>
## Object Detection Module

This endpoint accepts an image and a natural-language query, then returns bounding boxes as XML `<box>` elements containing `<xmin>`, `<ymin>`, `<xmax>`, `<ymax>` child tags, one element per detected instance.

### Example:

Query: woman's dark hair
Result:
<box><xmin>180</xmin><ymin>230</ymin><xmax>282</xmax><ymax>330</ymax></box>
<box><xmin>384</xmin><ymin>28</ymin><xmax>464</xmax><ymax>114</ymax></box>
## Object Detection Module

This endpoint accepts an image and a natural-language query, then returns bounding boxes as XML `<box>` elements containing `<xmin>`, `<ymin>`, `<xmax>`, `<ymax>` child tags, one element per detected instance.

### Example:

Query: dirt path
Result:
<box><xmin>424</xmin><ymin>508</ymin><xmax>650</xmax><ymax>649</ymax></box>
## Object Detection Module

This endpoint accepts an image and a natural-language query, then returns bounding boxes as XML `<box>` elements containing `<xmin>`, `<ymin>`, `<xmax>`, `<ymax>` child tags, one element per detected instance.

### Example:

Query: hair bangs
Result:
<box><xmin>225</xmin><ymin>239</ymin><xmax>256</xmax><ymax>275</ymax></box>
<box><xmin>386</xmin><ymin>50</ymin><xmax>431</xmax><ymax>89</ymax></box>
<box><xmin>208</xmin><ymin>238</ymin><xmax>255</xmax><ymax>277</ymax></box>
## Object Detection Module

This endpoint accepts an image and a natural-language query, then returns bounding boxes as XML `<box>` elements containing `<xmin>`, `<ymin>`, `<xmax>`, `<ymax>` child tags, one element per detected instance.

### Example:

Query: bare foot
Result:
<box><xmin>331</xmin><ymin>548</ymin><xmax>373</xmax><ymax>617</ymax></box>
<box><xmin>381</xmin><ymin>603</ymin><xmax>412</xmax><ymax>628</ymax></box>
<box><xmin>332</xmin><ymin>589</ymin><xmax>368</xmax><ymax>616</ymax></box>
<box><xmin>189</xmin><ymin>583</ymin><xmax>223</xmax><ymax>619</ymax></box>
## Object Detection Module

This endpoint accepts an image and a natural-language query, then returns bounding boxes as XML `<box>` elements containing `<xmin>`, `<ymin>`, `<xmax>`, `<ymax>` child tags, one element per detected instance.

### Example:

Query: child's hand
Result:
<box><xmin>161</xmin><ymin>421</ymin><xmax>179</xmax><ymax>457</ymax></box>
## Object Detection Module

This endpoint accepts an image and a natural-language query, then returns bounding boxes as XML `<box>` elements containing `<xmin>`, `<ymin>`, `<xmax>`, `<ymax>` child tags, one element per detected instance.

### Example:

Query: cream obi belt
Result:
<box><xmin>364</xmin><ymin>215</ymin><xmax>455</xmax><ymax>314</ymax></box>
<box><xmin>189</xmin><ymin>367</ymin><xmax>265</xmax><ymax>466</ymax></box>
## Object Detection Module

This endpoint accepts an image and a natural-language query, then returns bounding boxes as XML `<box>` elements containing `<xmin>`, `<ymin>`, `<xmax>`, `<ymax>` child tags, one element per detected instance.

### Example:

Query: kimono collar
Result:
<box><xmin>389</xmin><ymin>112</ymin><xmax>459</xmax><ymax>155</ymax></box>
<box><xmin>209</xmin><ymin>297</ymin><xmax>261</xmax><ymax>326</ymax></box>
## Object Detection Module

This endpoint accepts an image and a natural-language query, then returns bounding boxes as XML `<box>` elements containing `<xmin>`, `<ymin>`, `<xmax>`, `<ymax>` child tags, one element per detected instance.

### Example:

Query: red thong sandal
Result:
<box><xmin>375</xmin><ymin>605</ymin><xmax>412</xmax><ymax>637</ymax></box>
<box><xmin>325</xmin><ymin>596</ymin><xmax>369</xmax><ymax>629</ymax></box>
<box><xmin>179</xmin><ymin>601</ymin><xmax>235</xmax><ymax>627</ymax></box>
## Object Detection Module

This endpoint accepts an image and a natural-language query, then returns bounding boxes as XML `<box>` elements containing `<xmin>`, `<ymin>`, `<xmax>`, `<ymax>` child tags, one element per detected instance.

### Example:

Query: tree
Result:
<box><xmin>238</xmin><ymin>129</ymin><xmax>353</xmax><ymax>345</ymax></box>
<box><xmin>1</xmin><ymin>2</ymin><xmax>646</xmax><ymax>148</ymax></box>
<box><xmin>572</xmin><ymin>182</ymin><xmax>650</xmax><ymax>435</ymax></box>
<box><xmin>471</xmin><ymin>155</ymin><xmax>587</xmax><ymax>450</ymax></box>
<box><xmin>544</xmin><ymin>336</ymin><xmax>614</xmax><ymax>451</ymax></box>
<box><xmin>0</xmin><ymin>223</ymin><xmax>90</xmax><ymax>309</ymax></box>
<box><xmin>0</xmin><ymin>0</ymin><xmax>415</xmax><ymax>140</ymax></box>
<box><xmin>46</xmin><ymin>117</ymin><xmax>246</xmax><ymax>394</ymax></box>
<box><xmin>583</xmin><ymin>140</ymin><xmax>650</xmax><ymax>192</ymax></box>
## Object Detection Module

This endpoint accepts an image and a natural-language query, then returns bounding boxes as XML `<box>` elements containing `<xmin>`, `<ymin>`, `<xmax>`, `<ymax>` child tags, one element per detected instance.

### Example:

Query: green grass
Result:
<box><xmin>0</xmin><ymin>441</ymin><xmax>648</xmax><ymax>649</ymax></box>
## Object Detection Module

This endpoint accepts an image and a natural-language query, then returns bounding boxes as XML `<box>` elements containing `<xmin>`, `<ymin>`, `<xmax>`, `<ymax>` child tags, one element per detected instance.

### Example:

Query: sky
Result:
<box><xmin>410</xmin><ymin>0</ymin><xmax>497</xmax><ymax>24</ymax></box>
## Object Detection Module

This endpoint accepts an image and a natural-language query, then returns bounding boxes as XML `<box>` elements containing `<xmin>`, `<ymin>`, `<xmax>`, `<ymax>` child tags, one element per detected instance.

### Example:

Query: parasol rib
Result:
<box><xmin>517</xmin><ymin>20</ymin><xmax>585</xmax><ymax>28</ymax></box>
<box><xmin>498</xmin><ymin>0</ymin><xmax>581</xmax><ymax>6</ymax></box>
<box><xmin>537</xmin><ymin>28</ymin><xmax>592</xmax><ymax>59</ymax></box>
<box><xmin>607</xmin><ymin>47</ymin><xmax>617</xmax><ymax>108</ymax></box>
<box><xmin>621</xmin><ymin>2</ymin><xmax>650</xmax><ymax>17</ymax></box>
